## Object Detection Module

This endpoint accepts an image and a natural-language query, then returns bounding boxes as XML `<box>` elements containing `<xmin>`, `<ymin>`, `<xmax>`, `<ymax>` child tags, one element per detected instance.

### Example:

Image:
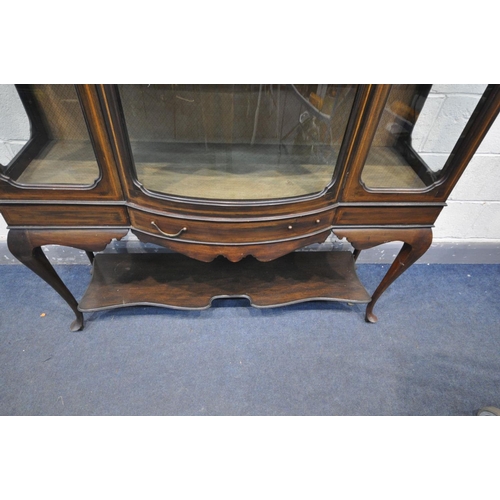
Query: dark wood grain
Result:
<box><xmin>78</xmin><ymin>251</ymin><xmax>371</xmax><ymax>312</ymax></box>
<box><xmin>129</xmin><ymin>206</ymin><xmax>334</xmax><ymax>244</ymax></box>
<box><xmin>0</xmin><ymin>204</ymin><xmax>129</xmax><ymax>227</ymax></box>
<box><xmin>1</xmin><ymin>83</ymin><xmax>498</xmax><ymax>327</ymax></box>
<box><xmin>334</xmin><ymin>227</ymin><xmax>433</xmax><ymax>322</ymax></box>
<box><xmin>132</xmin><ymin>228</ymin><xmax>333</xmax><ymax>262</ymax></box>
<box><xmin>333</xmin><ymin>206</ymin><xmax>443</xmax><ymax>226</ymax></box>
<box><xmin>7</xmin><ymin>228</ymin><xmax>128</xmax><ymax>330</ymax></box>
<box><xmin>13</xmin><ymin>228</ymin><xmax>129</xmax><ymax>251</ymax></box>
<box><xmin>7</xmin><ymin>230</ymin><xmax>82</xmax><ymax>331</ymax></box>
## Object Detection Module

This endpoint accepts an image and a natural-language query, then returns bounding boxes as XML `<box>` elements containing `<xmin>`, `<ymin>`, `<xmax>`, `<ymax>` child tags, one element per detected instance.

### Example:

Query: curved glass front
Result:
<box><xmin>0</xmin><ymin>84</ymin><xmax>100</xmax><ymax>186</ymax></box>
<box><xmin>361</xmin><ymin>84</ymin><xmax>488</xmax><ymax>191</ymax></box>
<box><xmin>119</xmin><ymin>84</ymin><xmax>357</xmax><ymax>201</ymax></box>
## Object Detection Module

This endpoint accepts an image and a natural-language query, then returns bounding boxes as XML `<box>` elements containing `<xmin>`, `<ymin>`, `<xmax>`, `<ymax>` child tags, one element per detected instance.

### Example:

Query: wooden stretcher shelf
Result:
<box><xmin>78</xmin><ymin>251</ymin><xmax>371</xmax><ymax>312</ymax></box>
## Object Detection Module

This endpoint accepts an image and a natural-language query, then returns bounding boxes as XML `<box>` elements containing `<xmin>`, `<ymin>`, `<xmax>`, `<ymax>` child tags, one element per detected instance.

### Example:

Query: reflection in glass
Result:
<box><xmin>0</xmin><ymin>84</ymin><xmax>100</xmax><ymax>186</ymax></box>
<box><xmin>361</xmin><ymin>84</ymin><xmax>488</xmax><ymax>190</ymax></box>
<box><xmin>119</xmin><ymin>84</ymin><xmax>357</xmax><ymax>200</ymax></box>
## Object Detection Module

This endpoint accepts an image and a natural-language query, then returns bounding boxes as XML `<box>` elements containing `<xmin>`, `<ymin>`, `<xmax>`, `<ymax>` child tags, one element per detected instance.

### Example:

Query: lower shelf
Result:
<box><xmin>78</xmin><ymin>251</ymin><xmax>371</xmax><ymax>312</ymax></box>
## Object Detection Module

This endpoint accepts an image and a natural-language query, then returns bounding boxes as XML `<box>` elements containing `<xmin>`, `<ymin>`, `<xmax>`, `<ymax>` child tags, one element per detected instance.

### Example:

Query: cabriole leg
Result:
<box><xmin>8</xmin><ymin>229</ymin><xmax>84</xmax><ymax>331</ymax></box>
<box><xmin>365</xmin><ymin>232</ymin><xmax>432</xmax><ymax>323</ymax></box>
<box><xmin>335</xmin><ymin>227</ymin><xmax>433</xmax><ymax>323</ymax></box>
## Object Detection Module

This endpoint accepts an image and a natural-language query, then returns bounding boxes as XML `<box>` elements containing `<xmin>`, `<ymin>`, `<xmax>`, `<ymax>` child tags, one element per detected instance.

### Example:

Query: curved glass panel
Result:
<box><xmin>0</xmin><ymin>84</ymin><xmax>100</xmax><ymax>186</ymax></box>
<box><xmin>361</xmin><ymin>84</ymin><xmax>488</xmax><ymax>190</ymax></box>
<box><xmin>119</xmin><ymin>84</ymin><xmax>357</xmax><ymax>200</ymax></box>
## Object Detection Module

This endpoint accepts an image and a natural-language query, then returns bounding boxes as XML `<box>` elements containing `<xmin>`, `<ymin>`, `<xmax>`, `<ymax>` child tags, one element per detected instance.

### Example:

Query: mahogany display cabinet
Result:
<box><xmin>1</xmin><ymin>84</ymin><xmax>499</xmax><ymax>330</ymax></box>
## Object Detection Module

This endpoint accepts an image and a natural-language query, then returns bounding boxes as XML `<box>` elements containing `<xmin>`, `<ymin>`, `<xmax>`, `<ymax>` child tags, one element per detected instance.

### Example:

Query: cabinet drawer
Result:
<box><xmin>129</xmin><ymin>208</ymin><xmax>334</xmax><ymax>244</ymax></box>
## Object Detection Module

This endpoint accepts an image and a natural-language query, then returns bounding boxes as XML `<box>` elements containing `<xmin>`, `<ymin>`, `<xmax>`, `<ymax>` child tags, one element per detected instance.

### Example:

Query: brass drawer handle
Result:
<box><xmin>151</xmin><ymin>221</ymin><xmax>187</xmax><ymax>238</ymax></box>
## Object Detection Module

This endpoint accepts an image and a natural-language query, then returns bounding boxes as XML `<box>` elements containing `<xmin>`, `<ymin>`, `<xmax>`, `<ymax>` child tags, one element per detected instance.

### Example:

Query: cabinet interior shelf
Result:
<box><xmin>15</xmin><ymin>139</ymin><xmax>426</xmax><ymax>195</ymax></box>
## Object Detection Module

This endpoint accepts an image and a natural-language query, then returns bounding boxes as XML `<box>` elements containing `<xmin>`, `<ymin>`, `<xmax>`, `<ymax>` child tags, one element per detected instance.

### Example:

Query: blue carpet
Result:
<box><xmin>0</xmin><ymin>262</ymin><xmax>499</xmax><ymax>415</ymax></box>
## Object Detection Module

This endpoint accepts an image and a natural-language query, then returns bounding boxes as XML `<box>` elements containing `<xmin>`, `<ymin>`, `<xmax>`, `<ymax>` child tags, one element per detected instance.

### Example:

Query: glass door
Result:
<box><xmin>0</xmin><ymin>84</ymin><xmax>123</xmax><ymax>201</ymax></box>
<box><xmin>341</xmin><ymin>84</ymin><xmax>500</xmax><ymax>202</ymax></box>
<box><xmin>116</xmin><ymin>84</ymin><xmax>358</xmax><ymax>202</ymax></box>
